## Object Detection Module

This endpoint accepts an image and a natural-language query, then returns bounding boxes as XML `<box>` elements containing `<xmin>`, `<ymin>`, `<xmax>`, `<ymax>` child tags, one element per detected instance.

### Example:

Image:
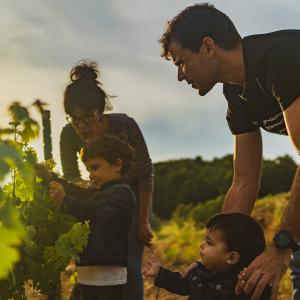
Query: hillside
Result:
<box><xmin>153</xmin><ymin>155</ymin><xmax>296</xmax><ymax>219</ymax></box>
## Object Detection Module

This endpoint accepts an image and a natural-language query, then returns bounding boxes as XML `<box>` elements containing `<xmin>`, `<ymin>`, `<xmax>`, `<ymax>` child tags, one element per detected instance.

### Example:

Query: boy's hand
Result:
<box><xmin>35</xmin><ymin>162</ymin><xmax>52</xmax><ymax>183</ymax></box>
<box><xmin>142</xmin><ymin>254</ymin><xmax>161</xmax><ymax>278</ymax></box>
<box><xmin>49</xmin><ymin>181</ymin><xmax>65</xmax><ymax>206</ymax></box>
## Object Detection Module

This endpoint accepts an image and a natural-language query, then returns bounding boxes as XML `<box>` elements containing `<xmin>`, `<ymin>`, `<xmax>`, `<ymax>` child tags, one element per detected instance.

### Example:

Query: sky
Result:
<box><xmin>1</xmin><ymin>0</ymin><xmax>300</xmax><ymax>173</ymax></box>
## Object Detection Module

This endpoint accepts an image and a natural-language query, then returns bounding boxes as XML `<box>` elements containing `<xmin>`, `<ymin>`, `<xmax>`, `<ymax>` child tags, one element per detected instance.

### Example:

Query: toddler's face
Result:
<box><xmin>199</xmin><ymin>229</ymin><xmax>234</xmax><ymax>272</ymax></box>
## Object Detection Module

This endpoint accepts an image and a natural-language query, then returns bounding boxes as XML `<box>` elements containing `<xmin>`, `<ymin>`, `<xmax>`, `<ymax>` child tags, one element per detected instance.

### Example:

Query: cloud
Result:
<box><xmin>0</xmin><ymin>0</ymin><xmax>299</xmax><ymax>164</ymax></box>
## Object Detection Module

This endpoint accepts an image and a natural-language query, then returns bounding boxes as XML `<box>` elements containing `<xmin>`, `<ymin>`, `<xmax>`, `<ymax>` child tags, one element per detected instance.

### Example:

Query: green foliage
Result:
<box><xmin>0</xmin><ymin>102</ymin><xmax>90</xmax><ymax>299</ymax></box>
<box><xmin>44</xmin><ymin>221</ymin><xmax>90</xmax><ymax>270</ymax></box>
<box><xmin>153</xmin><ymin>155</ymin><xmax>234</xmax><ymax>219</ymax></box>
<box><xmin>0</xmin><ymin>200</ymin><xmax>24</xmax><ymax>280</ymax></box>
<box><xmin>0</xmin><ymin>172</ymin><xmax>90</xmax><ymax>299</ymax></box>
<box><xmin>155</xmin><ymin>220</ymin><xmax>205</xmax><ymax>264</ymax></box>
<box><xmin>0</xmin><ymin>104</ymin><xmax>37</xmax><ymax>283</ymax></box>
<box><xmin>8</xmin><ymin>102</ymin><xmax>39</xmax><ymax>143</ymax></box>
<box><xmin>171</xmin><ymin>195</ymin><xmax>223</xmax><ymax>225</ymax></box>
<box><xmin>260</xmin><ymin>155</ymin><xmax>297</xmax><ymax>197</ymax></box>
<box><xmin>189</xmin><ymin>195</ymin><xmax>224</xmax><ymax>224</ymax></box>
<box><xmin>153</xmin><ymin>154</ymin><xmax>297</xmax><ymax>219</ymax></box>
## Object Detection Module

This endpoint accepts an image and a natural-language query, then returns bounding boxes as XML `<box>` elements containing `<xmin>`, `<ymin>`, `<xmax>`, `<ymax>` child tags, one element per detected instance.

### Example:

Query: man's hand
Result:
<box><xmin>142</xmin><ymin>254</ymin><xmax>161</xmax><ymax>277</ymax></box>
<box><xmin>236</xmin><ymin>245</ymin><xmax>291</xmax><ymax>300</ymax></box>
<box><xmin>49</xmin><ymin>181</ymin><xmax>66</xmax><ymax>207</ymax></box>
<box><xmin>138</xmin><ymin>220</ymin><xmax>154</xmax><ymax>247</ymax></box>
<box><xmin>181</xmin><ymin>261</ymin><xmax>199</xmax><ymax>278</ymax></box>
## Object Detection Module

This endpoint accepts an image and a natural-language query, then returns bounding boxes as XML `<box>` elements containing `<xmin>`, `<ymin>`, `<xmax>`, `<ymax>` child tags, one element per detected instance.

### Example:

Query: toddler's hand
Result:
<box><xmin>142</xmin><ymin>255</ymin><xmax>161</xmax><ymax>278</ymax></box>
<box><xmin>49</xmin><ymin>181</ymin><xmax>65</xmax><ymax>206</ymax></box>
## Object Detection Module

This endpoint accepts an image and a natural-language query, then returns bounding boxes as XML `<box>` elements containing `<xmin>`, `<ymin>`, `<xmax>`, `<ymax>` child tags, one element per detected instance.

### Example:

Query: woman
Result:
<box><xmin>60</xmin><ymin>60</ymin><xmax>153</xmax><ymax>300</ymax></box>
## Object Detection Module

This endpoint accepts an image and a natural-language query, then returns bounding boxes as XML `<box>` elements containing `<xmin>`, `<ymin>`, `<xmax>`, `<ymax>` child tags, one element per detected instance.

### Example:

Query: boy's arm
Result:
<box><xmin>62</xmin><ymin>186</ymin><xmax>134</xmax><ymax>221</ymax></box>
<box><xmin>52</xmin><ymin>175</ymin><xmax>95</xmax><ymax>198</ymax></box>
<box><xmin>36</xmin><ymin>162</ymin><xmax>94</xmax><ymax>198</ymax></box>
<box><xmin>154</xmin><ymin>267</ymin><xmax>190</xmax><ymax>296</ymax></box>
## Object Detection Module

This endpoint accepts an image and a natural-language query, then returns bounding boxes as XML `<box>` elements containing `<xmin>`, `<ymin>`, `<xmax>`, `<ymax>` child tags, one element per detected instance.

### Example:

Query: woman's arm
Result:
<box><xmin>60</xmin><ymin>125</ymin><xmax>83</xmax><ymax>181</ymax></box>
<box><xmin>128</xmin><ymin>117</ymin><xmax>154</xmax><ymax>244</ymax></box>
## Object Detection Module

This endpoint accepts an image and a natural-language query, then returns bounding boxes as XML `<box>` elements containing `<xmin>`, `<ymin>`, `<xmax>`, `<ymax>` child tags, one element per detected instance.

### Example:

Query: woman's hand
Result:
<box><xmin>49</xmin><ymin>181</ymin><xmax>66</xmax><ymax>207</ymax></box>
<box><xmin>138</xmin><ymin>220</ymin><xmax>154</xmax><ymax>247</ymax></box>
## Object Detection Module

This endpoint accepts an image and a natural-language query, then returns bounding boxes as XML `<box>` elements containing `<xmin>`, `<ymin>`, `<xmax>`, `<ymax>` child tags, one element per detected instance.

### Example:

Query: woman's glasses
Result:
<box><xmin>66</xmin><ymin>110</ymin><xmax>99</xmax><ymax>127</ymax></box>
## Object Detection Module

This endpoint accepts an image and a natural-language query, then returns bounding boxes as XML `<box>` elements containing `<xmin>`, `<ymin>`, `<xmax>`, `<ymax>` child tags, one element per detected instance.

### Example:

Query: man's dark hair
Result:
<box><xmin>160</xmin><ymin>3</ymin><xmax>241</xmax><ymax>59</ymax></box>
<box><xmin>206</xmin><ymin>213</ymin><xmax>266</xmax><ymax>269</ymax></box>
<box><xmin>80</xmin><ymin>134</ymin><xmax>134</xmax><ymax>176</ymax></box>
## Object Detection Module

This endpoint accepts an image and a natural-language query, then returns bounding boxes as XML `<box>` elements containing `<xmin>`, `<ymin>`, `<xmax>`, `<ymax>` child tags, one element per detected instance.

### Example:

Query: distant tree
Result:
<box><xmin>153</xmin><ymin>154</ymin><xmax>296</xmax><ymax>220</ymax></box>
<box><xmin>260</xmin><ymin>155</ymin><xmax>297</xmax><ymax>197</ymax></box>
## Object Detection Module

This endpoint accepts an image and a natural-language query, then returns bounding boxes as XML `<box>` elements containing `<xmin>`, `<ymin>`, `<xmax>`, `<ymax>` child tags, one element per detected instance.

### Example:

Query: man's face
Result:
<box><xmin>199</xmin><ymin>229</ymin><xmax>233</xmax><ymax>272</ymax></box>
<box><xmin>168</xmin><ymin>39</ymin><xmax>218</xmax><ymax>96</ymax></box>
<box><xmin>85</xmin><ymin>157</ymin><xmax>122</xmax><ymax>187</ymax></box>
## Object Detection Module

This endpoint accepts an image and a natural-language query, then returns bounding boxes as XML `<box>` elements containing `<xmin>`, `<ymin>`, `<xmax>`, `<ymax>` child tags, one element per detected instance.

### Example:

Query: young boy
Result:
<box><xmin>143</xmin><ymin>213</ymin><xmax>271</xmax><ymax>300</ymax></box>
<box><xmin>47</xmin><ymin>134</ymin><xmax>136</xmax><ymax>300</ymax></box>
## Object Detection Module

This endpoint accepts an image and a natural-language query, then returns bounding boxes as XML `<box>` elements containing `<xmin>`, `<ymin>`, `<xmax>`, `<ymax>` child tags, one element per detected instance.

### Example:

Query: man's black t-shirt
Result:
<box><xmin>224</xmin><ymin>30</ymin><xmax>300</xmax><ymax>135</ymax></box>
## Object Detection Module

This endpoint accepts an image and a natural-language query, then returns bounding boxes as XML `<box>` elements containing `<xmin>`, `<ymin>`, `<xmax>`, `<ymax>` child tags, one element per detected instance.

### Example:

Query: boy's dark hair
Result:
<box><xmin>206</xmin><ymin>213</ymin><xmax>266</xmax><ymax>269</ymax></box>
<box><xmin>160</xmin><ymin>3</ymin><xmax>241</xmax><ymax>59</ymax></box>
<box><xmin>64</xmin><ymin>59</ymin><xmax>113</xmax><ymax>115</ymax></box>
<box><xmin>80</xmin><ymin>134</ymin><xmax>134</xmax><ymax>176</ymax></box>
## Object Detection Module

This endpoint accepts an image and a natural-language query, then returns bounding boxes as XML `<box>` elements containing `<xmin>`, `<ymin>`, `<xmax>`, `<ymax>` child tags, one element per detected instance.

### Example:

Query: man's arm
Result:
<box><xmin>236</xmin><ymin>97</ymin><xmax>300</xmax><ymax>300</ymax></box>
<box><xmin>280</xmin><ymin>97</ymin><xmax>300</xmax><ymax>239</ymax></box>
<box><xmin>182</xmin><ymin>130</ymin><xmax>263</xmax><ymax>278</ymax></box>
<box><xmin>223</xmin><ymin>130</ymin><xmax>263</xmax><ymax>214</ymax></box>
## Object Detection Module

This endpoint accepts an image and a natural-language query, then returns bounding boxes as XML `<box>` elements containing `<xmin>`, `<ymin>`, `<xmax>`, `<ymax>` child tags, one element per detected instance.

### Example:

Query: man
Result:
<box><xmin>160</xmin><ymin>3</ymin><xmax>300</xmax><ymax>300</ymax></box>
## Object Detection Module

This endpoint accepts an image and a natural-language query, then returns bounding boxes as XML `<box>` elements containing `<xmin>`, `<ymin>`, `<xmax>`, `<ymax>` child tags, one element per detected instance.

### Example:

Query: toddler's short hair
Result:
<box><xmin>206</xmin><ymin>213</ymin><xmax>266</xmax><ymax>268</ymax></box>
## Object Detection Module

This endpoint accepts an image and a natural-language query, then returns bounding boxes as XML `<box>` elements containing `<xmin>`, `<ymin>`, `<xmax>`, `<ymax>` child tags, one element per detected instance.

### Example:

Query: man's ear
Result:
<box><xmin>201</xmin><ymin>37</ymin><xmax>216</xmax><ymax>57</ymax></box>
<box><xmin>113</xmin><ymin>159</ymin><xmax>123</xmax><ymax>173</ymax></box>
<box><xmin>226</xmin><ymin>251</ymin><xmax>240</xmax><ymax>265</ymax></box>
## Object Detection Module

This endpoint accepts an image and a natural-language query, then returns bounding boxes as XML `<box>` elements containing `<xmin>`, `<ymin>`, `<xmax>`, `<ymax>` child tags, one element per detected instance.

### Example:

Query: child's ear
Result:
<box><xmin>113</xmin><ymin>159</ymin><xmax>123</xmax><ymax>173</ymax></box>
<box><xmin>226</xmin><ymin>251</ymin><xmax>240</xmax><ymax>266</ymax></box>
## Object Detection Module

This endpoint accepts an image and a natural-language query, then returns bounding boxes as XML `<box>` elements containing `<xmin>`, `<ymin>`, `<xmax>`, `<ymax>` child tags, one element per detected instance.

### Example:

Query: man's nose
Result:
<box><xmin>177</xmin><ymin>66</ymin><xmax>185</xmax><ymax>82</ymax></box>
